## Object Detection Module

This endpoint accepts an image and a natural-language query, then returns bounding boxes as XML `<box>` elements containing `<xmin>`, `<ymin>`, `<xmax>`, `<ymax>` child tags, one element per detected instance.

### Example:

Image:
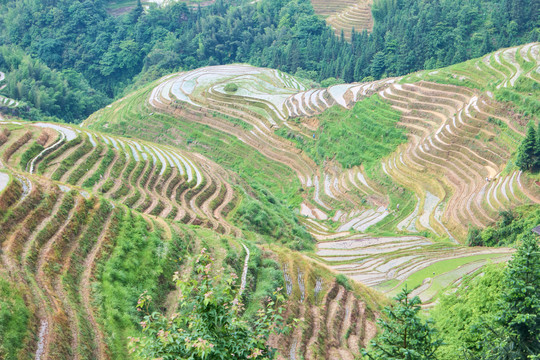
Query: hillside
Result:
<box><xmin>310</xmin><ymin>0</ymin><xmax>373</xmax><ymax>40</ymax></box>
<box><xmin>0</xmin><ymin>0</ymin><xmax>536</xmax><ymax>124</ymax></box>
<box><xmin>83</xmin><ymin>42</ymin><xmax>539</xmax><ymax>307</ymax></box>
<box><xmin>0</xmin><ymin>13</ymin><xmax>538</xmax><ymax>355</ymax></box>
<box><xmin>0</xmin><ymin>119</ymin><xmax>386</xmax><ymax>359</ymax></box>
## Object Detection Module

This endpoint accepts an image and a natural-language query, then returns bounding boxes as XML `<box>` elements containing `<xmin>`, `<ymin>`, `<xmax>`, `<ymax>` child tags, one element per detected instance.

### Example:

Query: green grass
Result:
<box><xmin>0</xmin><ymin>278</ymin><xmax>31</xmax><ymax>360</ymax></box>
<box><xmin>51</xmin><ymin>138</ymin><xmax>93</xmax><ymax>181</ymax></box>
<box><xmin>494</xmin><ymin>78</ymin><xmax>540</xmax><ymax>120</ymax></box>
<box><xmin>83</xmin><ymin>147</ymin><xmax>115</xmax><ymax>188</ymax></box>
<box><xmin>97</xmin><ymin>211</ymin><xmax>166</xmax><ymax>360</ymax></box>
<box><xmin>67</xmin><ymin>144</ymin><xmax>104</xmax><ymax>185</ymax></box>
<box><xmin>373</xmin><ymin>278</ymin><xmax>399</xmax><ymax>293</ymax></box>
<box><xmin>277</xmin><ymin>95</ymin><xmax>406</xmax><ymax>169</ymax></box>
<box><xmin>18</xmin><ymin>142</ymin><xmax>43</xmax><ymax>171</ymax></box>
<box><xmin>37</xmin><ymin>136</ymin><xmax>82</xmax><ymax>175</ymax></box>
<box><xmin>389</xmin><ymin>253</ymin><xmax>508</xmax><ymax>296</ymax></box>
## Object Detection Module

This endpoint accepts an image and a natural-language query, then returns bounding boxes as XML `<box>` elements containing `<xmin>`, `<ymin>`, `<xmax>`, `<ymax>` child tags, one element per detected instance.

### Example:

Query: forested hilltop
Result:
<box><xmin>0</xmin><ymin>0</ymin><xmax>537</xmax><ymax>122</ymax></box>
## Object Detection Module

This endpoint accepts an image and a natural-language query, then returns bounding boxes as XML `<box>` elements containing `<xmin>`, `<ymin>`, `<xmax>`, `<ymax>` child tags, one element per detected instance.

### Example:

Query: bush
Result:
<box><xmin>321</xmin><ymin>77</ymin><xmax>345</xmax><ymax>87</ymax></box>
<box><xmin>336</xmin><ymin>274</ymin><xmax>352</xmax><ymax>291</ymax></box>
<box><xmin>467</xmin><ymin>205</ymin><xmax>540</xmax><ymax>247</ymax></box>
<box><xmin>224</xmin><ymin>83</ymin><xmax>239</xmax><ymax>93</ymax></box>
<box><xmin>131</xmin><ymin>250</ymin><xmax>286</xmax><ymax>360</ymax></box>
<box><xmin>235</xmin><ymin>196</ymin><xmax>313</xmax><ymax>251</ymax></box>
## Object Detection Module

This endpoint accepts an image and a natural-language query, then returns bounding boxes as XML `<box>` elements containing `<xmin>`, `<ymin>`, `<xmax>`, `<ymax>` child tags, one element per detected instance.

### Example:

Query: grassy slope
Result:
<box><xmin>0</xmin><ymin>277</ymin><xmax>32</xmax><ymax>360</ymax></box>
<box><xmin>278</xmin><ymin>95</ymin><xmax>406</xmax><ymax>169</ymax></box>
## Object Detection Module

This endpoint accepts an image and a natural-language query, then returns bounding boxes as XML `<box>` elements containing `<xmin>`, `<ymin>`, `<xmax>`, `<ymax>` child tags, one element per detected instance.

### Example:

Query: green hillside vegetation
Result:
<box><xmin>85</xmin><ymin>82</ymin><xmax>312</xmax><ymax>249</ymax></box>
<box><xmin>468</xmin><ymin>205</ymin><xmax>540</xmax><ymax>246</ymax></box>
<box><xmin>277</xmin><ymin>95</ymin><xmax>406</xmax><ymax>169</ymax></box>
<box><xmin>0</xmin><ymin>164</ymin><xmax>378</xmax><ymax>358</ymax></box>
<box><xmin>0</xmin><ymin>278</ymin><xmax>32</xmax><ymax>360</ymax></box>
<box><xmin>0</xmin><ymin>0</ymin><xmax>538</xmax><ymax>358</ymax></box>
<box><xmin>432</xmin><ymin>234</ymin><xmax>540</xmax><ymax>359</ymax></box>
<box><xmin>0</xmin><ymin>0</ymin><xmax>537</xmax><ymax>122</ymax></box>
<box><xmin>431</xmin><ymin>264</ymin><xmax>505</xmax><ymax>360</ymax></box>
<box><xmin>0</xmin><ymin>46</ymin><xmax>108</xmax><ymax>122</ymax></box>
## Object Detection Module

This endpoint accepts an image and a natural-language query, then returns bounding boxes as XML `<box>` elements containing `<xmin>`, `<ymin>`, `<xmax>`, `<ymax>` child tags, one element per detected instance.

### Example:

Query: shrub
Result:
<box><xmin>224</xmin><ymin>83</ymin><xmax>239</xmax><ymax>93</ymax></box>
<box><xmin>131</xmin><ymin>249</ymin><xmax>286</xmax><ymax>360</ymax></box>
<box><xmin>336</xmin><ymin>274</ymin><xmax>352</xmax><ymax>291</ymax></box>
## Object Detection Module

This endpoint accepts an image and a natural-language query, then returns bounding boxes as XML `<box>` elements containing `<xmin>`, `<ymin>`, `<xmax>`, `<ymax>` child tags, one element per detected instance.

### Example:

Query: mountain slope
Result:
<box><xmin>310</xmin><ymin>0</ymin><xmax>374</xmax><ymax>40</ymax></box>
<box><xmin>0</xmin><ymin>119</ymin><xmax>385</xmax><ymax>360</ymax></box>
<box><xmin>84</xmin><ymin>43</ymin><xmax>539</xmax><ymax>305</ymax></box>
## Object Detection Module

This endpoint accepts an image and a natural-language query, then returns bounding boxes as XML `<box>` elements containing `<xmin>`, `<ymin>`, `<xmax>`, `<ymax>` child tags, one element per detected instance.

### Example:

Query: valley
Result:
<box><xmin>84</xmin><ymin>43</ymin><xmax>539</xmax><ymax>307</ymax></box>
<box><xmin>0</xmin><ymin>0</ymin><xmax>538</xmax><ymax>358</ymax></box>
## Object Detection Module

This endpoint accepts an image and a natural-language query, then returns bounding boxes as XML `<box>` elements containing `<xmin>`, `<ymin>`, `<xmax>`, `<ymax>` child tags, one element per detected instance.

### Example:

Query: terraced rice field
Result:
<box><xmin>0</xmin><ymin>119</ymin><xmax>381</xmax><ymax>359</ymax></box>
<box><xmin>0</xmin><ymin>121</ymin><xmax>240</xmax><ymax>235</ymax></box>
<box><xmin>270</xmin><ymin>253</ymin><xmax>383</xmax><ymax>360</ymax></box>
<box><xmin>316</xmin><ymin>235</ymin><xmax>512</xmax><ymax>306</ymax></box>
<box><xmin>129</xmin><ymin>43</ymin><xmax>540</xmax><ymax>303</ymax></box>
<box><xmin>0</xmin><ymin>171</ymin><xmax>241</xmax><ymax>359</ymax></box>
<box><xmin>311</xmin><ymin>0</ymin><xmax>373</xmax><ymax>40</ymax></box>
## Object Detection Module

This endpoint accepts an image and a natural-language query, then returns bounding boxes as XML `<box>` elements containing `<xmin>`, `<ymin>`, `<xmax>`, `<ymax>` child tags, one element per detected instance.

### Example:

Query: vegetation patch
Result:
<box><xmin>278</xmin><ymin>95</ymin><xmax>406</xmax><ymax>169</ymax></box>
<box><xmin>0</xmin><ymin>278</ymin><xmax>31</xmax><ymax>360</ymax></box>
<box><xmin>224</xmin><ymin>83</ymin><xmax>239</xmax><ymax>93</ymax></box>
<box><xmin>468</xmin><ymin>205</ymin><xmax>540</xmax><ymax>247</ymax></box>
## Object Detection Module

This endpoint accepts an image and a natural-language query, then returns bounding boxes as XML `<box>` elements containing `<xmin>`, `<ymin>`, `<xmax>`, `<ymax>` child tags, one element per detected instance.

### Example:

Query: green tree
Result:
<box><xmin>363</xmin><ymin>287</ymin><xmax>442</xmax><ymax>360</ymax></box>
<box><xmin>432</xmin><ymin>265</ymin><xmax>505</xmax><ymax>360</ymax></box>
<box><xmin>535</xmin><ymin>122</ymin><xmax>540</xmax><ymax>169</ymax></box>
<box><xmin>516</xmin><ymin>124</ymin><xmax>538</xmax><ymax>171</ymax></box>
<box><xmin>130</xmin><ymin>249</ymin><xmax>286</xmax><ymax>360</ymax></box>
<box><xmin>481</xmin><ymin>233</ymin><xmax>540</xmax><ymax>359</ymax></box>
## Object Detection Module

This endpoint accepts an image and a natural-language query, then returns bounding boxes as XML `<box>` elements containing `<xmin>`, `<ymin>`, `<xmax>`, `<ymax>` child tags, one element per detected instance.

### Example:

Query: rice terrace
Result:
<box><xmin>0</xmin><ymin>0</ymin><xmax>539</xmax><ymax>359</ymax></box>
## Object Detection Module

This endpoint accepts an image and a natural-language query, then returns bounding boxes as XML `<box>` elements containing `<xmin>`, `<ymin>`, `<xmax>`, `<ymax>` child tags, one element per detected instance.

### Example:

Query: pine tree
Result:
<box><xmin>501</xmin><ymin>232</ymin><xmax>540</xmax><ymax>352</ymax></box>
<box><xmin>363</xmin><ymin>287</ymin><xmax>442</xmax><ymax>360</ymax></box>
<box><xmin>516</xmin><ymin>124</ymin><xmax>537</xmax><ymax>171</ymax></box>
<box><xmin>482</xmin><ymin>233</ymin><xmax>540</xmax><ymax>359</ymax></box>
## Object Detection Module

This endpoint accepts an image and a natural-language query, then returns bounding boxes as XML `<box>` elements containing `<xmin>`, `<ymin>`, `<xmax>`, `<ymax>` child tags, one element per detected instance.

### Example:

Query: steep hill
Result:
<box><xmin>1</xmin><ymin>41</ymin><xmax>538</xmax><ymax>360</ymax></box>
<box><xmin>0</xmin><ymin>119</ymin><xmax>385</xmax><ymax>360</ymax></box>
<box><xmin>84</xmin><ymin>43</ymin><xmax>540</xmax><ymax>308</ymax></box>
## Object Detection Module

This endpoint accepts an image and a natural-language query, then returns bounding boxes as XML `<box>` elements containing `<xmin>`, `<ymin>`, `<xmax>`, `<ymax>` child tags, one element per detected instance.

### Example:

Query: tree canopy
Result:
<box><xmin>363</xmin><ymin>287</ymin><xmax>442</xmax><ymax>360</ymax></box>
<box><xmin>0</xmin><ymin>0</ymin><xmax>537</xmax><ymax>122</ymax></box>
<box><xmin>130</xmin><ymin>249</ymin><xmax>286</xmax><ymax>360</ymax></box>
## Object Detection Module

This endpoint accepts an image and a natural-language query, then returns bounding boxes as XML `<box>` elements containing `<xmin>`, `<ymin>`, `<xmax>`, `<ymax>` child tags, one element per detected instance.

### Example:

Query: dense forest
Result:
<box><xmin>0</xmin><ymin>0</ymin><xmax>537</xmax><ymax>122</ymax></box>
